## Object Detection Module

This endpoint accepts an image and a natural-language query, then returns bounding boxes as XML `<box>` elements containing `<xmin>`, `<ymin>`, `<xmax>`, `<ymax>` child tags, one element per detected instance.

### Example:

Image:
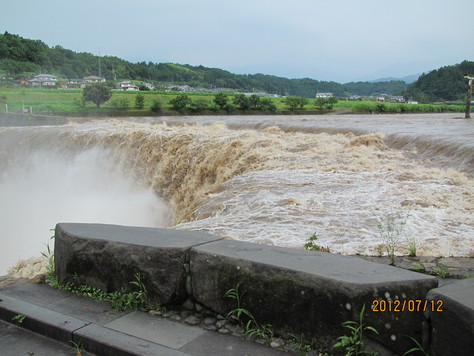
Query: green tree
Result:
<box><xmin>259</xmin><ymin>97</ymin><xmax>277</xmax><ymax>113</ymax></box>
<box><xmin>233</xmin><ymin>94</ymin><xmax>251</xmax><ymax>112</ymax></box>
<box><xmin>285</xmin><ymin>96</ymin><xmax>308</xmax><ymax>111</ymax></box>
<box><xmin>135</xmin><ymin>94</ymin><xmax>145</xmax><ymax>109</ymax></box>
<box><xmin>169</xmin><ymin>94</ymin><xmax>191</xmax><ymax>113</ymax></box>
<box><xmin>249</xmin><ymin>94</ymin><xmax>261</xmax><ymax>109</ymax></box>
<box><xmin>83</xmin><ymin>83</ymin><xmax>112</xmax><ymax>107</ymax></box>
<box><xmin>327</xmin><ymin>96</ymin><xmax>338</xmax><ymax>108</ymax></box>
<box><xmin>314</xmin><ymin>97</ymin><xmax>329</xmax><ymax>110</ymax></box>
<box><xmin>150</xmin><ymin>99</ymin><xmax>162</xmax><ymax>114</ymax></box>
<box><xmin>189</xmin><ymin>98</ymin><xmax>209</xmax><ymax>113</ymax></box>
<box><xmin>213</xmin><ymin>93</ymin><xmax>228</xmax><ymax>110</ymax></box>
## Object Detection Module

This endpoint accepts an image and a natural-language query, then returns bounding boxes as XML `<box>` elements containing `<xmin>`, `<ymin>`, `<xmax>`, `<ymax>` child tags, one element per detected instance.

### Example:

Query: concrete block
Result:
<box><xmin>427</xmin><ymin>278</ymin><xmax>474</xmax><ymax>356</ymax></box>
<box><xmin>55</xmin><ymin>223</ymin><xmax>221</xmax><ymax>304</ymax></box>
<box><xmin>190</xmin><ymin>239</ymin><xmax>438</xmax><ymax>354</ymax></box>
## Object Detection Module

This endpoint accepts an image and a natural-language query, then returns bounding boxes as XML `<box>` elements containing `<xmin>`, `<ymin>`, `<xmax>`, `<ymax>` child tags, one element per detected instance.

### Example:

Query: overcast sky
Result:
<box><xmin>1</xmin><ymin>0</ymin><xmax>473</xmax><ymax>83</ymax></box>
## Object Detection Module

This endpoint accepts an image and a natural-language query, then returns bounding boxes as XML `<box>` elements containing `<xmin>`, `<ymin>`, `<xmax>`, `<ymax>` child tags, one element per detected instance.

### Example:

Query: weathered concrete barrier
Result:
<box><xmin>55</xmin><ymin>223</ymin><xmax>447</xmax><ymax>355</ymax></box>
<box><xmin>427</xmin><ymin>279</ymin><xmax>474</xmax><ymax>356</ymax></box>
<box><xmin>55</xmin><ymin>223</ymin><xmax>220</xmax><ymax>304</ymax></box>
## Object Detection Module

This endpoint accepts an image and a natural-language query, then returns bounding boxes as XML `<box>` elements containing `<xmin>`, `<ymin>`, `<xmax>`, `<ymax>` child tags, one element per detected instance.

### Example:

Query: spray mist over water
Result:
<box><xmin>0</xmin><ymin>139</ymin><xmax>171</xmax><ymax>275</ymax></box>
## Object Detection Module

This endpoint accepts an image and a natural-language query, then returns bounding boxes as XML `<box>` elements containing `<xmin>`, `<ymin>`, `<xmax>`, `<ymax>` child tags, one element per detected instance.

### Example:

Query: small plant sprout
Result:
<box><xmin>406</xmin><ymin>236</ymin><xmax>418</xmax><ymax>257</ymax></box>
<box><xmin>404</xmin><ymin>336</ymin><xmax>429</xmax><ymax>356</ymax></box>
<box><xmin>225</xmin><ymin>282</ymin><xmax>274</xmax><ymax>341</ymax></box>
<box><xmin>409</xmin><ymin>261</ymin><xmax>426</xmax><ymax>273</ymax></box>
<box><xmin>377</xmin><ymin>212</ymin><xmax>409</xmax><ymax>265</ymax></box>
<box><xmin>288</xmin><ymin>333</ymin><xmax>313</xmax><ymax>354</ymax></box>
<box><xmin>70</xmin><ymin>340</ymin><xmax>85</xmax><ymax>356</ymax></box>
<box><xmin>433</xmin><ymin>262</ymin><xmax>451</xmax><ymax>278</ymax></box>
<box><xmin>333</xmin><ymin>304</ymin><xmax>378</xmax><ymax>355</ymax></box>
<box><xmin>304</xmin><ymin>233</ymin><xmax>322</xmax><ymax>252</ymax></box>
<box><xmin>11</xmin><ymin>314</ymin><xmax>26</xmax><ymax>324</ymax></box>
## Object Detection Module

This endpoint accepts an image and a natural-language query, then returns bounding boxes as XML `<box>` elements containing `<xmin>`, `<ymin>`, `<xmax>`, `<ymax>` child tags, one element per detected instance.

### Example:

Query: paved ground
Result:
<box><xmin>0</xmin><ymin>280</ymin><xmax>291</xmax><ymax>356</ymax></box>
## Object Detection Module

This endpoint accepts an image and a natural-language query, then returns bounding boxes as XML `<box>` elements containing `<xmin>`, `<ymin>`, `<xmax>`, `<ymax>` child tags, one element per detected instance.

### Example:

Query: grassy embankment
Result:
<box><xmin>0</xmin><ymin>88</ymin><xmax>466</xmax><ymax>116</ymax></box>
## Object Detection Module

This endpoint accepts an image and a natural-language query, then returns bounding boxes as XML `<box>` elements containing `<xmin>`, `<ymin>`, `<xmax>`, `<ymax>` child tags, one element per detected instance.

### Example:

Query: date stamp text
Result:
<box><xmin>372</xmin><ymin>299</ymin><xmax>443</xmax><ymax>312</ymax></box>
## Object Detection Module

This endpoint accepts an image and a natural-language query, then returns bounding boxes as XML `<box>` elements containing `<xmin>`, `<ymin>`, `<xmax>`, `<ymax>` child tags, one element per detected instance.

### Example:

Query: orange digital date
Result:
<box><xmin>372</xmin><ymin>299</ymin><xmax>443</xmax><ymax>312</ymax></box>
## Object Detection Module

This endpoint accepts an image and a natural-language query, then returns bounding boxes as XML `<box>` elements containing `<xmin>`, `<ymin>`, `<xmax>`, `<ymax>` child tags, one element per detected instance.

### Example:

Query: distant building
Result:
<box><xmin>117</xmin><ymin>81</ymin><xmax>139</xmax><ymax>91</ymax></box>
<box><xmin>29</xmin><ymin>74</ymin><xmax>57</xmax><ymax>86</ymax></box>
<box><xmin>316</xmin><ymin>92</ymin><xmax>333</xmax><ymax>98</ymax></box>
<box><xmin>390</xmin><ymin>96</ymin><xmax>405</xmax><ymax>103</ymax></box>
<box><xmin>377</xmin><ymin>94</ymin><xmax>388</xmax><ymax>102</ymax></box>
<box><xmin>83</xmin><ymin>75</ymin><xmax>105</xmax><ymax>83</ymax></box>
<box><xmin>67</xmin><ymin>78</ymin><xmax>85</xmax><ymax>88</ymax></box>
<box><xmin>142</xmin><ymin>82</ymin><xmax>155</xmax><ymax>90</ymax></box>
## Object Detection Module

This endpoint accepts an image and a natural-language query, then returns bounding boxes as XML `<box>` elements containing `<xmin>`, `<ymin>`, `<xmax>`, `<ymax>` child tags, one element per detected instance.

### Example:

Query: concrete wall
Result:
<box><xmin>54</xmin><ymin>223</ymin><xmax>472</xmax><ymax>355</ymax></box>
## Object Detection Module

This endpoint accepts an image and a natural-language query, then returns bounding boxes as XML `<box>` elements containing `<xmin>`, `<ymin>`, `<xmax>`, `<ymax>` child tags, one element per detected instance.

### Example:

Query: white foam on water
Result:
<box><xmin>176</xmin><ymin>169</ymin><xmax>474</xmax><ymax>256</ymax></box>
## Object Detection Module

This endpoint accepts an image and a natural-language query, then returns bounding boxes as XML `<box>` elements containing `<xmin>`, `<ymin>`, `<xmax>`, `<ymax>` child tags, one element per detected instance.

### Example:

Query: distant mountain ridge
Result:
<box><xmin>404</xmin><ymin>60</ymin><xmax>474</xmax><ymax>102</ymax></box>
<box><xmin>370</xmin><ymin>73</ymin><xmax>420</xmax><ymax>84</ymax></box>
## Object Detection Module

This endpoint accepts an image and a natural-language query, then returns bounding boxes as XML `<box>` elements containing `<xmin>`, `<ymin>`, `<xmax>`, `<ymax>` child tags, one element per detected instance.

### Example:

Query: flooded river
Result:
<box><xmin>1</xmin><ymin>113</ymin><xmax>473</xmax><ymax>275</ymax></box>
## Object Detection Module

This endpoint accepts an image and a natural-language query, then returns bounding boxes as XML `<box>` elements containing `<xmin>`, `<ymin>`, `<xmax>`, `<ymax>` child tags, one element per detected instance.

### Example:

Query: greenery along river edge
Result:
<box><xmin>0</xmin><ymin>87</ymin><xmax>466</xmax><ymax>117</ymax></box>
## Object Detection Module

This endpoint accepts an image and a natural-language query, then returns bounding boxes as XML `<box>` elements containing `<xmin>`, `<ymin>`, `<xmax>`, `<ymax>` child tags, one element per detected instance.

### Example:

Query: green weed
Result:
<box><xmin>11</xmin><ymin>314</ymin><xmax>26</xmax><ymax>324</ymax></box>
<box><xmin>225</xmin><ymin>282</ymin><xmax>274</xmax><ymax>342</ymax></box>
<box><xmin>288</xmin><ymin>333</ymin><xmax>313</xmax><ymax>355</ymax></box>
<box><xmin>333</xmin><ymin>304</ymin><xmax>378</xmax><ymax>356</ymax></box>
<box><xmin>432</xmin><ymin>263</ymin><xmax>451</xmax><ymax>278</ymax></box>
<box><xmin>377</xmin><ymin>212</ymin><xmax>409</xmax><ymax>265</ymax></box>
<box><xmin>404</xmin><ymin>336</ymin><xmax>429</xmax><ymax>356</ymax></box>
<box><xmin>409</xmin><ymin>262</ymin><xmax>426</xmax><ymax>273</ymax></box>
<box><xmin>406</xmin><ymin>237</ymin><xmax>418</xmax><ymax>257</ymax></box>
<box><xmin>304</xmin><ymin>233</ymin><xmax>322</xmax><ymax>252</ymax></box>
<box><xmin>70</xmin><ymin>340</ymin><xmax>85</xmax><ymax>355</ymax></box>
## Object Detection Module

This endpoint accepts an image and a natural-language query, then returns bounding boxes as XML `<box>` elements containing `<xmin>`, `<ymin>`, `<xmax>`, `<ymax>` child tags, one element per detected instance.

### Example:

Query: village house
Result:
<box><xmin>315</xmin><ymin>92</ymin><xmax>333</xmax><ymax>98</ymax></box>
<box><xmin>142</xmin><ymin>82</ymin><xmax>155</xmax><ymax>90</ymax></box>
<box><xmin>29</xmin><ymin>74</ymin><xmax>57</xmax><ymax>87</ymax></box>
<box><xmin>117</xmin><ymin>81</ymin><xmax>139</xmax><ymax>91</ymax></box>
<box><xmin>377</xmin><ymin>94</ymin><xmax>388</xmax><ymax>102</ymax></box>
<box><xmin>67</xmin><ymin>78</ymin><xmax>85</xmax><ymax>88</ymax></box>
<box><xmin>83</xmin><ymin>75</ymin><xmax>105</xmax><ymax>83</ymax></box>
<box><xmin>390</xmin><ymin>95</ymin><xmax>405</xmax><ymax>103</ymax></box>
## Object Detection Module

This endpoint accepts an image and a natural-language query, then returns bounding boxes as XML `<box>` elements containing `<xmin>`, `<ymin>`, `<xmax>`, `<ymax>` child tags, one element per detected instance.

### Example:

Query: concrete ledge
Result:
<box><xmin>427</xmin><ymin>279</ymin><xmax>474</xmax><ymax>356</ymax></box>
<box><xmin>190</xmin><ymin>239</ymin><xmax>438</xmax><ymax>354</ymax></box>
<box><xmin>0</xmin><ymin>293</ymin><xmax>89</xmax><ymax>343</ymax></box>
<box><xmin>54</xmin><ymin>223</ymin><xmax>442</xmax><ymax>354</ymax></box>
<box><xmin>55</xmin><ymin>223</ymin><xmax>221</xmax><ymax>304</ymax></box>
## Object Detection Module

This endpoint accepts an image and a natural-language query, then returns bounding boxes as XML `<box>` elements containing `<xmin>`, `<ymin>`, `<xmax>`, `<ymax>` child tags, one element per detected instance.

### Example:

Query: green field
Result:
<box><xmin>0</xmin><ymin>88</ymin><xmax>466</xmax><ymax>116</ymax></box>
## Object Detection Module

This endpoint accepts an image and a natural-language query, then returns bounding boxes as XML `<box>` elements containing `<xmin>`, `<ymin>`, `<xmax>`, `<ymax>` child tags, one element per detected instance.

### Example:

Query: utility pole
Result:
<box><xmin>97</xmin><ymin>47</ymin><xmax>102</xmax><ymax>78</ymax></box>
<box><xmin>464</xmin><ymin>75</ymin><xmax>474</xmax><ymax>119</ymax></box>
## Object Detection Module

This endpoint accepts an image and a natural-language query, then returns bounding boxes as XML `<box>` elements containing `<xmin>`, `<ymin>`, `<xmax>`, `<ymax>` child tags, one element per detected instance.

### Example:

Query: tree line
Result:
<box><xmin>82</xmin><ymin>83</ymin><xmax>338</xmax><ymax>114</ymax></box>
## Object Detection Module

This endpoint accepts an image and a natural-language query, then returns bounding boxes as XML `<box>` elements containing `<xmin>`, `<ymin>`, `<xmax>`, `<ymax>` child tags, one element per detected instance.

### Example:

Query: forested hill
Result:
<box><xmin>2</xmin><ymin>31</ymin><xmax>467</xmax><ymax>100</ymax></box>
<box><xmin>404</xmin><ymin>60</ymin><xmax>474</xmax><ymax>102</ymax></box>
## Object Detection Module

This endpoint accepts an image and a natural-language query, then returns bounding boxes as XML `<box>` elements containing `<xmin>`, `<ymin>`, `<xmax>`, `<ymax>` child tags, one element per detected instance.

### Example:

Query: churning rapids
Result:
<box><xmin>1</xmin><ymin>113</ymin><xmax>473</xmax><ymax>276</ymax></box>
